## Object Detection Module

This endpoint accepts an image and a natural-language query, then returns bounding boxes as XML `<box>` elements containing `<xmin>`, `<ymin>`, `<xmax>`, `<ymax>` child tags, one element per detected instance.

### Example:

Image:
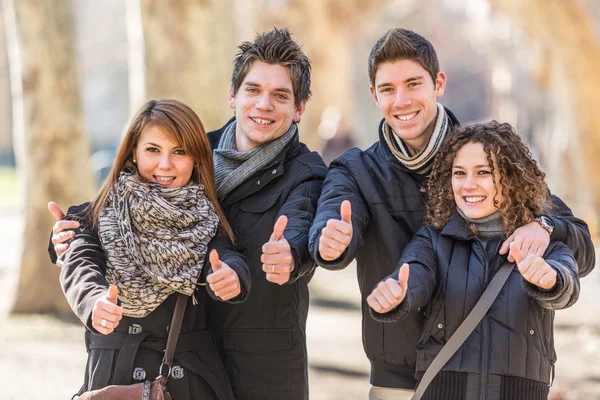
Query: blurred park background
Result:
<box><xmin>0</xmin><ymin>0</ymin><xmax>599</xmax><ymax>399</ymax></box>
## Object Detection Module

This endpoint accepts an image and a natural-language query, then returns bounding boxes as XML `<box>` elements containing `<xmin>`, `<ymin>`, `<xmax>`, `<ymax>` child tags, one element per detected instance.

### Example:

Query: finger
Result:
<box><xmin>52</xmin><ymin>219</ymin><xmax>80</xmax><ymax>235</ymax></box>
<box><xmin>499</xmin><ymin>233</ymin><xmax>514</xmax><ymax>255</ymax></box>
<box><xmin>529</xmin><ymin>267</ymin><xmax>547</xmax><ymax>285</ymax></box>
<box><xmin>52</xmin><ymin>230</ymin><xmax>75</xmax><ymax>245</ymax></box>
<box><xmin>509</xmin><ymin>242</ymin><xmax>524</xmax><ymax>265</ymax></box>
<box><xmin>56</xmin><ymin>259</ymin><xmax>64</xmax><ymax>268</ymax></box>
<box><xmin>47</xmin><ymin>201</ymin><xmax>65</xmax><ymax>221</ymax></box>
<box><xmin>340</xmin><ymin>200</ymin><xmax>352</xmax><ymax>225</ymax></box>
<box><xmin>534</xmin><ymin>244</ymin><xmax>545</xmax><ymax>257</ymax></box>
<box><xmin>95</xmin><ymin>300</ymin><xmax>124</xmax><ymax>319</ymax></box>
<box><xmin>519</xmin><ymin>254</ymin><xmax>538</xmax><ymax>279</ymax></box>
<box><xmin>261</xmin><ymin>241</ymin><xmax>292</xmax><ymax>256</ymax></box>
<box><xmin>209</xmin><ymin>249</ymin><xmax>221</xmax><ymax>272</ymax></box>
<box><xmin>538</xmin><ymin>271</ymin><xmax>556</xmax><ymax>289</ymax></box>
<box><xmin>211</xmin><ymin>275</ymin><xmax>237</xmax><ymax>293</ymax></box>
<box><xmin>397</xmin><ymin>263</ymin><xmax>410</xmax><ymax>292</ymax></box>
<box><xmin>261</xmin><ymin>251</ymin><xmax>293</xmax><ymax>265</ymax></box>
<box><xmin>321</xmin><ymin>225</ymin><xmax>351</xmax><ymax>247</ymax></box>
<box><xmin>381</xmin><ymin>280</ymin><xmax>402</xmax><ymax>304</ymax></box>
<box><xmin>372</xmin><ymin>292</ymin><xmax>392</xmax><ymax>312</ymax></box>
<box><xmin>106</xmin><ymin>284</ymin><xmax>119</xmax><ymax>304</ymax></box>
<box><xmin>318</xmin><ymin>245</ymin><xmax>341</xmax><ymax>261</ymax></box>
<box><xmin>271</xmin><ymin>215</ymin><xmax>288</xmax><ymax>242</ymax></box>
<box><xmin>55</xmin><ymin>243</ymin><xmax>70</xmax><ymax>255</ymax></box>
<box><xmin>218</xmin><ymin>288</ymin><xmax>241</xmax><ymax>301</ymax></box>
<box><xmin>520</xmin><ymin>239</ymin><xmax>534</xmax><ymax>259</ymax></box>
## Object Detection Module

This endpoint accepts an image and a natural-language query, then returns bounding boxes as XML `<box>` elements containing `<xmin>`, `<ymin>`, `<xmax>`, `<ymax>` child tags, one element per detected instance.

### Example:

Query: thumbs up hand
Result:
<box><xmin>318</xmin><ymin>200</ymin><xmax>353</xmax><ymax>261</ymax></box>
<box><xmin>92</xmin><ymin>284</ymin><xmax>123</xmax><ymax>335</ymax></box>
<box><xmin>261</xmin><ymin>216</ymin><xmax>294</xmax><ymax>285</ymax></box>
<box><xmin>48</xmin><ymin>201</ymin><xmax>80</xmax><ymax>267</ymax></box>
<box><xmin>367</xmin><ymin>264</ymin><xmax>410</xmax><ymax>314</ymax></box>
<box><xmin>206</xmin><ymin>249</ymin><xmax>242</xmax><ymax>301</ymax></box>
<box><xmin>510</xmin><ymin>243</ymin><xmax>557</xmax><ymax>290</ymax></box>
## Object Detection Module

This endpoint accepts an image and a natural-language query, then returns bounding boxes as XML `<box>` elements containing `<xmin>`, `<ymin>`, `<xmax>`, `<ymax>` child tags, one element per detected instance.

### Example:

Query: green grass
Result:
<box><xmin>0</xmin><ymin>166</ymin><xmax>18</xmax><ymax>208</ymax></box>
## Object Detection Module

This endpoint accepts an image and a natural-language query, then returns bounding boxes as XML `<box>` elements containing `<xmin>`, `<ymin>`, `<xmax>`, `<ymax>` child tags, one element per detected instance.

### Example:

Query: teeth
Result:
<box><xmin>155</xmin><ymin>176</ymin><xmax>175</xmax><ymax>182</ymax></box>
<box><xmin>252</xmin><ymin>117</ymin><xmax>272</xmax><ymax>125</ymax></box>
<box><xmin>397</xmin><ymin>112</ymin><xmax>417</xmax><ymax>121</ymax></box>
<box><xmin>465</xmin><ymin>196</ymin><xmax>485</xmax><ymax>203</ymax></box>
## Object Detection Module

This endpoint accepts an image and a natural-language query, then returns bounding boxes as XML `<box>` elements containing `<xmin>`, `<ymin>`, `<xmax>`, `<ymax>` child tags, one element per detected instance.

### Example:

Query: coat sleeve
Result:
<box><xmin>203</xmin><ymin>232</ymin><xmax>251</xmax><ymax>303</ymax></box>
<box><xmin>370</xmin><ymin>226</ymin><xmax>438</xmax><ymax>322</ymax></box>
<box><xmin>308</xmin><ymin>156</ymin><xmax>370</xmax><ymax>271</ymax></box>
<box><xmin>279</xmin><ymin>159</ymin><xmax>328</xmax><ymax>284</ymax></box>
<box><xmin>521</xmin><ymin>241</ymin><xmax>580</xmax><ymax>310</ymax></box>
<box><xmin>547</xmin><ymin>194</ymin><xmax>595</xmax><ymax>277</ymax></box>
<box><xmin>59</xmin><ymin>225</ymin><xmax>109</xmax><ymax>332</ymax></box>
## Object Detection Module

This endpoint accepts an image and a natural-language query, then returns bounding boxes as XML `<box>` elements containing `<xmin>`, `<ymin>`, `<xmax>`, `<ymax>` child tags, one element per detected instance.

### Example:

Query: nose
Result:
<box><xmin>394</xmin><ymin>90</ymin><xmax>412</xmax><ymax>108</ymax></box>
<box><xmin>463</xmin><ymin>174</ymin><xmax>478</xmax><ymax>190</ymax></box>
<box><xmin>255</xmin><ymin>93</ymin><xmax>274</xmax><ymax>111</ymax></box>
<box><xmin>158</xmin><ymin>154</ymin><xmax>174</xmax><ymax>170</ymax></box>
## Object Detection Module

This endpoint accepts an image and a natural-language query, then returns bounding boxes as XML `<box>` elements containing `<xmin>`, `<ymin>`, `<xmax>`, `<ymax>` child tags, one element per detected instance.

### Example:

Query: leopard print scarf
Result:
<box><xmin>98</xmin><ymin>172</ymin><xmax>219</xmax><ymax>318</ymax></box>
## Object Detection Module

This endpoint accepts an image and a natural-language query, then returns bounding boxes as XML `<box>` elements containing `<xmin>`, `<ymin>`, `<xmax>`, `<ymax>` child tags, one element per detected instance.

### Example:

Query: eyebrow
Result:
<box><xmin>142</xmin><ymin>142</ymin><xmax>182</xmax><ymax>149</ymax></box>
<box><xmin>453</xmin><ymin>165</ymin><xmax>491</xmax><ymax>169</ymax></box>
<box><xmin>244</xmin><ymin>81</ymin><xmax>292</xmax><ymax>94</ymax></box>
<box><xmin>376</xmin><ymin>75</ymin><xmax>424</xmax><ymax>90</ymax></box>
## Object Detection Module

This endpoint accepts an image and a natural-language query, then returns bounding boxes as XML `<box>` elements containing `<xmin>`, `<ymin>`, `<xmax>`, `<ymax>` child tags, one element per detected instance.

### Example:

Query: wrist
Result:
<box><xmin>535</xmin><ymin>215</ymin><xmax>554</xmax><ymax>235</ymax></box>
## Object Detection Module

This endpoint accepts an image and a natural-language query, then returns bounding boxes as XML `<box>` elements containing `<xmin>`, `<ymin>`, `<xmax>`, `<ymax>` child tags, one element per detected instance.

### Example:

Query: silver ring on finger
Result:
<box><xmin>100</xmin><ymin>319</ymin><xmax>107</xmax><ymax>328</ymax></box>
<box><xmin>271</xmin><ymin>265</ymin><xmax>275</xmax><ymax>273</ymax></box>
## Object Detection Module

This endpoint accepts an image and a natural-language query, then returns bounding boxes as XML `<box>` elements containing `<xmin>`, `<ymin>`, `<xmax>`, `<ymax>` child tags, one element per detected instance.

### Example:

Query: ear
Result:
<box><xmin>369</xmin><ymin>86</ymin><xmax>381</xmax><ymax>110</ymax></box>
<box><xmin>434</xmin><ymin>71</ymin><xmax>447</xmax><ymax>99</ymax></box>
<box><xmin>293</xmin><ymin>100</ymin><xmax>306</xmax><ymax>123</ymax></box>
<box><xmin>228</xmin><ymin>85</ymin><xmax>236</xmax><ymax>109</ymax></box>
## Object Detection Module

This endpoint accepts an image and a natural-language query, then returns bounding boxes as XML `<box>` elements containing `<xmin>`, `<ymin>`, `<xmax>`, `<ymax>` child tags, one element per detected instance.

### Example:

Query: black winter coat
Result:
<box><xmin>207</xmin><ymin>119</ymin><xmax>328</xmax><ymax>400</ymax></box>
<box><xmin>55</xmin><ymin>206</ymin><xmax>250</xmax><ymax>400</ymax></box>
<box><xmin>308</xmin><ymin>115</ymin><xmax>595</xmax><ymax>389</ymax></box>
<box><xmin>371</xmin><ymin>215</ymin><xmax>580</xmax><ymax>400</ymax></box>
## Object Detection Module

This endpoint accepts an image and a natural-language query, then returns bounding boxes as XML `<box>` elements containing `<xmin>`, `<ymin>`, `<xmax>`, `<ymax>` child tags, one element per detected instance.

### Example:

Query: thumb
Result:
<box><xmin>271</xmin><ymin>215</ymin><xmax>288</xmax><ymax>242</ymax></box>
<box><xmin>210</xmin><ymin>249</ymin><xmax>222</xmax><ymax>271</ymax></box>
<box><xmin>47</xmin><ymin>201</ymin><xmax>65</xmax><ymax>221</ymax></box>
<box><xmin>499</xmin><ymin>233</ymin><xmax>514</xmax><ymax>255</ymax></box>
<box><xmin>340</xmin><ymin>200</ymin><xmax>352</xmax><ymax>224</ymax></box>
<box><xmin>397</xmin><ymin>263</ymin><xmax>410</xmax><ymax>291</ymax></box>
<box><xmin>106</xmin><ymin>284</ymin><xmax>119</xmax><ymax>304</ymax></box>
<box><xmin>509</xmin><ymin>243</ymin><xmax>524</xmax><ymax>265</ymax></box>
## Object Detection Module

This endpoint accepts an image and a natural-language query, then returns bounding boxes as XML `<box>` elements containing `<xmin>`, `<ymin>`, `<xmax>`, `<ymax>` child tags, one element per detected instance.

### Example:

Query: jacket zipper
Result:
<box><xmin>475</xmin><ymin>237</ymin><xmax>491</xmax><ymax>400</ymax></box>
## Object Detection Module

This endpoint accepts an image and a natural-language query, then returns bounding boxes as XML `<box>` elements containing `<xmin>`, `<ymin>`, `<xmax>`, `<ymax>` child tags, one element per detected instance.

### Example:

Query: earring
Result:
<box><xmin>133</xmin><ymin>158</ymin><xmax>136</xmax><ymax>163</ymax></box>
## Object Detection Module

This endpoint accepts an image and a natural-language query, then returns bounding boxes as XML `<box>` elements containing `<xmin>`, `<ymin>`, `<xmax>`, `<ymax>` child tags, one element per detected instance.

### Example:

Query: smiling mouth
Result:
<box><xmin>395</xmin><ymin>111</ymin><xmax>418</xmax><ymax>122</ymax></box>
<box><xmin>463</xmin><ymin>196</ymin><xmax>486</xmax><ymax>203</ymax></box>
<box><xmin>250</xmin><ymin>117</ymin><xmax>274</xmax><ymax>126</ymax></box>
<box><xmin>154</xmin><ymin>176</ymin><xmax>176</xmax><ymax>185</ymax></box>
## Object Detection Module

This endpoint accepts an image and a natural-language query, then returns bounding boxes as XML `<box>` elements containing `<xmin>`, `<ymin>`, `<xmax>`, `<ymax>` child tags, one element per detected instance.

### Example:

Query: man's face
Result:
<box><xmin>229</xmin><ymin>60</ymin><xmax>305</xmax><ymax>152</ymax></box>
<box><xmin>370</xmin><ymin>59</ymin><xmax>446</xmax><ymax>153</ymax></box>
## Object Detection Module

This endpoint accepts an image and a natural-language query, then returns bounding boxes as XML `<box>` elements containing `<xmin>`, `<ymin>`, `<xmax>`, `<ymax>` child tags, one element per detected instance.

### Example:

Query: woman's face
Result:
<box><xmin>134</xmin><ymin>125</ymin><xmax>194</xmax><ymax>188</ymax></box>
<box><xmin>452</xmin><ymin>141</ymin><xmax>505</xmax><ymax>219</ymax></box>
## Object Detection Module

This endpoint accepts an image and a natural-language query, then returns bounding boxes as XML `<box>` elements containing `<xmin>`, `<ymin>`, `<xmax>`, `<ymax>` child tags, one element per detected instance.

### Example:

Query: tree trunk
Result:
<box><xmin>490</xmin><ymin>0</ymin><xmax>600</xmax><ymax>229</ymax></box>
<box><xmin>3</xmin><ymin>0</ymin><xmax>94</xmax><ymax>315</ymax></box>
<box><xmin>139</xmin><ymin>0</ymin><xmax>236</xmax><ymax>132</ymax></box>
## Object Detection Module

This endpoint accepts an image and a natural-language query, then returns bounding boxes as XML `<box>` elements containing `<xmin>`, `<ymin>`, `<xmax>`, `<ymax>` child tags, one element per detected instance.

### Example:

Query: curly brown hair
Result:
<box><xmin>425</xmin><ymin>120</ymin><xmax>553</xmax><ymax>236</ymax></box>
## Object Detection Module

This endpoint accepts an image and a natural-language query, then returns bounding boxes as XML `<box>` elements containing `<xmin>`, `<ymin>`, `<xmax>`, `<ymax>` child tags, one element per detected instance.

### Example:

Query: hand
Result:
<box><xmin>48</xmin><ymin>201</ymin><xmax>80</xmax><ymax>267</ymax></box>
<box><xmin>367</xmin><ymin>264</ymin><xmax>410</xmax><ymax>314</ymax></box>
<box><xmin>499</xmin><ymin>221</ymin><xmax>550</xmax><ymax>262</ymax></box>
<box><xmin>511</xmin><ymin>242</ymin><xmax>557</xmax><ymax>290</ymax></box>
<box><xmin>206</xmin><ymin>250</ymin><xmax>242</xmax><ymax>301</ymax></box>
<box><xmin>92</xmin><ymin>284</ymin><xmax>123</xmax><ymax>335</ymax></box>
<box><xmin>261</xmin><ymin>215</ymin><xmax>294</xmax><ymax>285</ymax></box>
<box><xmin>318</xmin><ymin>200</ymin><xmax>353</xmax><ymax>261</ymax></box>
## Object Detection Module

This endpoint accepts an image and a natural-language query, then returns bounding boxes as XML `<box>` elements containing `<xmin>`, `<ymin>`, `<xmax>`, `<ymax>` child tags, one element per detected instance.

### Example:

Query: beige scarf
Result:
<box><xmin>98</xmin><ymin>172</ymin><xmax>219</xmax><ymax>317</ymax></box>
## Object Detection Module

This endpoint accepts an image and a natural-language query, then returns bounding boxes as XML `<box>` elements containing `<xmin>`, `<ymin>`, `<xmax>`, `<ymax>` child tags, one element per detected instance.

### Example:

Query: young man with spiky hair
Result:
<box><xmin>49</xmin><ymin>28</ymin><xmax>326</xmax><ymax>400</ymax></box>
<box><xmin>207</xmin><ymin>28</ymin><xmax>327</xmax><ymax>400</ymax></box>
<box><xmin>309</xmin><ymin>28</ymin><xmax>594</xmax><ymax>399</ymax></box>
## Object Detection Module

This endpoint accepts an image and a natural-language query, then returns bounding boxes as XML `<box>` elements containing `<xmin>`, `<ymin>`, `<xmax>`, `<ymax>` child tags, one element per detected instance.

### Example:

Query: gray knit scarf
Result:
<box><xmin>213</xmin><ymin>120</ymin><xmax>297</xmax><ymax>200</ymax></box>
<box><xmin>458</xmin><ymin>208</ymin><xmax>505</xmax><ymax>243</ymax></box>
<box><xmin>98</xmin><ymin>171</ymin><xmax>219</xmax><ymax>318</ymax></box>
<box><xmin>382</xmin><ymin>103</ymin><xmax>451</xmax><ymax>175</ymax></box>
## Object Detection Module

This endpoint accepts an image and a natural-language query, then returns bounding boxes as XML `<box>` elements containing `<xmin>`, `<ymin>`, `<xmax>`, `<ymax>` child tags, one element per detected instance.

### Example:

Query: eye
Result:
<box><xmin>246</xmin><ymin>88</ymin><xmax>258</xmax><ymax>93</ymax></box>
<box><xmin>275</xmin><ymin>93</ymin><xmax>289</xmax><ymax>100</ymax></box>
<box><xmin>146</xmin><ymin>147</ymin><xmax>159</xmax><ymax>153</ymax></box>
<box><xmin>478</xmin><ymin>170</ymin><xmax>491</xmax><ymax>175</ymax></box>
<box><xmin>408</xmin><ymin>82</ymin><xmax>421</xmax><ymax>88</ymax></box>
<box><xmin>380</xmin><ymin>87</ymin><xmax>393</xmax><ymax>93</ymax></box>
<box><xmin>452</xmin><ymin>170</ymin><xmax>465</xmax><ymax>176</ymax></box>
<box><xmin>173</xmin><ymin>149</ymin><xmax>186</xmax><ymax>155</ymax></box>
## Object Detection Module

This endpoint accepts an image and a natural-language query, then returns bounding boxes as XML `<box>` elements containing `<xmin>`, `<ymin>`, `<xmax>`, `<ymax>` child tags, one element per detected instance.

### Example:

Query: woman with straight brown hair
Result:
<box><xmin>59</xmin><ymin>99</ymin><xmax>249</xmax><ymax>400</ymax></box>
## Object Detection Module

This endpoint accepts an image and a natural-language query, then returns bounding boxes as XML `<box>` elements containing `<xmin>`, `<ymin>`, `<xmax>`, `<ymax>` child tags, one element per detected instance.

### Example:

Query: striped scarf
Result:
<box><xmin>382</xmin><ymin>103</ymin><xmax>451</xmax><ymax>175</ymax></box>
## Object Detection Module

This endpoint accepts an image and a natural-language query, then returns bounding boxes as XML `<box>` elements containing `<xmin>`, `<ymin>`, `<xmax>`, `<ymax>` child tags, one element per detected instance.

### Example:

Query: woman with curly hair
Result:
<box><xmin>367</xmin><ymin>120</ymin><xmax>580</xmax><ymax>400</ymax></box>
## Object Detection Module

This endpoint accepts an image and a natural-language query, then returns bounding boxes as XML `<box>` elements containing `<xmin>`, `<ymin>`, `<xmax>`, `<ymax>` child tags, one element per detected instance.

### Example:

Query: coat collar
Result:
<box><xmin>440</xmin><ymin>214</ymin><xmax>474</xmax><ymax>241</ymax></box>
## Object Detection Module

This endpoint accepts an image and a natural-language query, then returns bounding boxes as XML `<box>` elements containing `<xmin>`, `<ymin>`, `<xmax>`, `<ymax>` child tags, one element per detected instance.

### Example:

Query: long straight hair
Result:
<box><xmin>86</xmin><ymin>99</ymin><xmax>234</xmax><ymax>242</ymax></box>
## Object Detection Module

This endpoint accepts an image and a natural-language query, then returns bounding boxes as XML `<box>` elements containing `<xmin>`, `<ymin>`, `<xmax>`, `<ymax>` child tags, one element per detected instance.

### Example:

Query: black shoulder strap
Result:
<box><xmin>412</xmin><ymin>263</ymin><xmax>514</xmax><ymax>400</ymax></box>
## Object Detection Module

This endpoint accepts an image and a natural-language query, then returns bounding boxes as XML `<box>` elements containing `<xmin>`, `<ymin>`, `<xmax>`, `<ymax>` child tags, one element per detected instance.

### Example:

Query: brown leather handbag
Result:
<box><xmin>77</xmin><ymin>294</ymin><xmax>188</xmax><ymax>400</ymax></box>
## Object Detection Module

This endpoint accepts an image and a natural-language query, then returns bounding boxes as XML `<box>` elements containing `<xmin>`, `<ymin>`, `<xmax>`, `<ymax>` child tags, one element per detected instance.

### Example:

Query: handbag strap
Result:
<box><xmin>411</xmin><ymin>263</ymin><xmax>514</xmax><ymax>400</ymax></box>
<box><xmin>160</xmin><ymin>293</ymin><xmax>189</xmax><ymax>376</ymax></box>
